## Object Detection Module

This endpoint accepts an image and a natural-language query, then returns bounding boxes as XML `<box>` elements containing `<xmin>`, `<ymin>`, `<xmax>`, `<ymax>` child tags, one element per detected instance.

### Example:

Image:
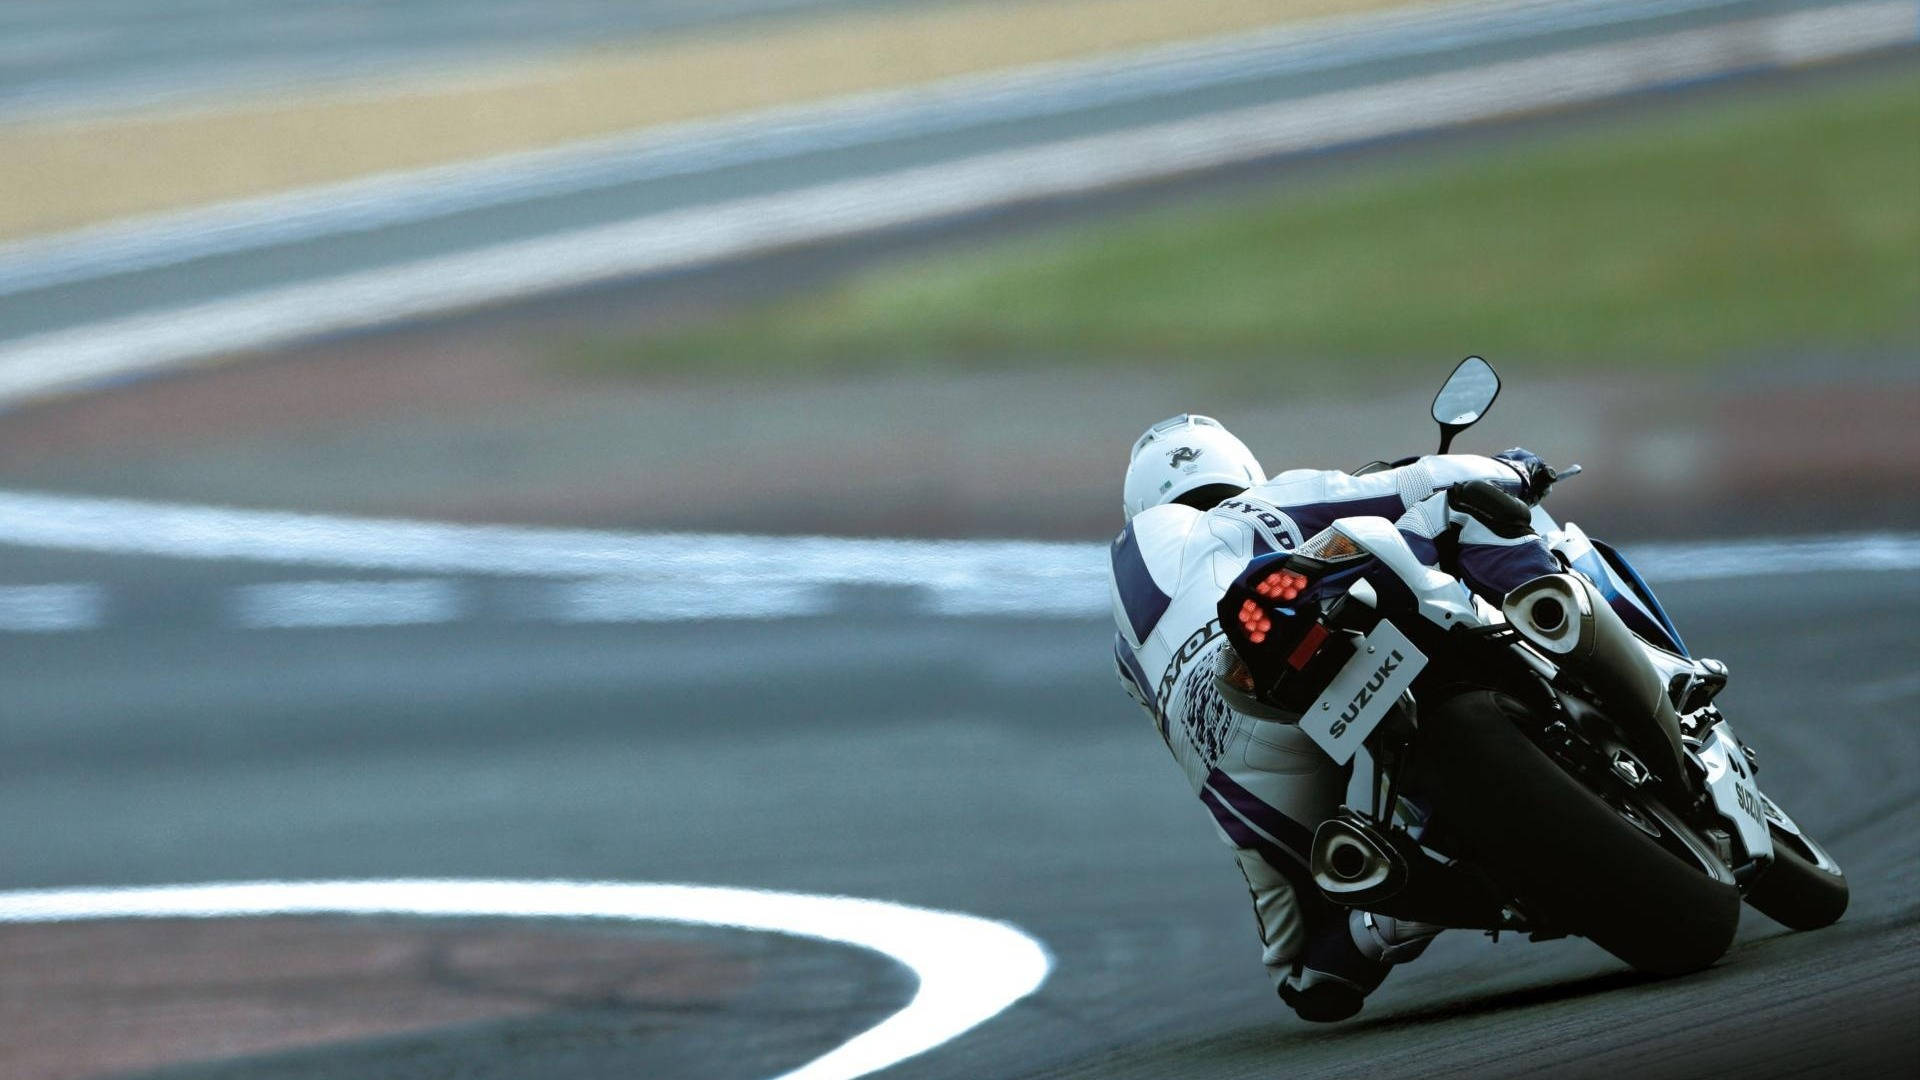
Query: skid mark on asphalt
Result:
<box><xmin>0</xmin><ymin>878</ymin><xmax>1051</xmax><ymax>1080</ymax></box>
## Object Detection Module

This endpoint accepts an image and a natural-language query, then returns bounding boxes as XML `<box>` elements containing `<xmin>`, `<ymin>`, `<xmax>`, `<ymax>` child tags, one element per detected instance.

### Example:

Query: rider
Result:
<box><xmin>1109</xmin><ymin>413</ymin><xmax>1573</xmax><ymax>1022</ymax></box>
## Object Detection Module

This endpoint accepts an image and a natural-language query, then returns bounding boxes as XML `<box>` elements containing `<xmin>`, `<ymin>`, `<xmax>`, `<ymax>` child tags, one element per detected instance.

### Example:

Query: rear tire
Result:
<box><xmin>1414</xmin><ymin>691</ymin><xmax>1742</xmax><ymax>977</ymax></box>
<box><xmin>1744</xmin><ymin>825</ymin><xmax>1849</xmax><ymax>930</ymax></box>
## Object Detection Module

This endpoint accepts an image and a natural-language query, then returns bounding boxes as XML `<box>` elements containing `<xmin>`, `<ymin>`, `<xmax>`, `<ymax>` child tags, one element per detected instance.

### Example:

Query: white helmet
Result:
<box><xmin>1123</xmin><ymin>413</ymin><xmax>1265</xmax><ymax>521</ymax></box>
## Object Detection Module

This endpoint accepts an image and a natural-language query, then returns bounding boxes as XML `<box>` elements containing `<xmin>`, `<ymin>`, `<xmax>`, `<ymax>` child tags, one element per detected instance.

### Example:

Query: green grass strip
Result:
<box><xmin>572</xmin><ymin>62</ymin><xmax>1920</xmax><ymax>383</ymax></box>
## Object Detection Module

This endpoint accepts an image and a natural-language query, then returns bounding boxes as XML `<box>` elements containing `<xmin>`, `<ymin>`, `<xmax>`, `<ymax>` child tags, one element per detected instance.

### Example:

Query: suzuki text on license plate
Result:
<box><xmin>1300</xmin><ymin>621</ymin><xmax>1426</xmax><ymax>765</ymax></box>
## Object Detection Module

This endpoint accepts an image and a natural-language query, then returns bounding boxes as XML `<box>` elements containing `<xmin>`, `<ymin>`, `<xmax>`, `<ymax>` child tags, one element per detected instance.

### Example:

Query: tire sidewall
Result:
<box><xmin>1411</xmin><ymin>689</ymin><xmax>1742</xmax><ymax>976</ymax></box>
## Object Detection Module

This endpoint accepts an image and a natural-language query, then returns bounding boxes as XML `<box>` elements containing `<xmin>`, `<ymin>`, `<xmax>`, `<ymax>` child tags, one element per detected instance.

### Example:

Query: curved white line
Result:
<box><xmin>0</xmin><ymin>487</ymin><xmax>1101</xmax><ymax>586</ymax></box>
<box><xmin>1</xmin><ymin>489</ymin><xmax>1917</xmax><ymax>600</ymax></box>
<box><xmin>0</xmin><ymin>878</ymin><xmax>1052</xmax><ymax>1080</ymax></box>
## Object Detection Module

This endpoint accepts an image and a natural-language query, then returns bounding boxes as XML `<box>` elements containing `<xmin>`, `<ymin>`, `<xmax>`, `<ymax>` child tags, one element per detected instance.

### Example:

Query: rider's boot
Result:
<box><xmin>1278</xmin><ymin>910</ymin><xmax>1443</xmax><ymax>1022</ymax></box>
<box><xmin>1351</xmin><ymin>910</ymin><xmax>1444</xmax><ymax>965</ymax></box>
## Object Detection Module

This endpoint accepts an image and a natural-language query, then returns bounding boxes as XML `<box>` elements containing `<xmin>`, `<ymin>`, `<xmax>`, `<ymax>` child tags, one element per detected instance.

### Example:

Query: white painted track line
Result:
<box><xmin>0</xmin><ymin>583</ymin><xmax>104</xmax><ymax>631</ymax></box>
<box><xmin>0</xmin><ymin>487</ymin><xmax>1100</xmax><ymax>593</ymax></box>
<box><xmin>8</xmin><ymin>489</ymin><xmax>1917</xmax><ymax>588</ymax></box>
<box><xmin>1629</xmin><ymin>532</ymin><xmax>1920</xmax><ymax>581</ymax></box>
<box><xmin>0</xmin><ymin>489</ymin><xmax>1916</xmax><ymax>631</ymax></box>
<box><xmin>542</xmin><ymin>578</ymin><xmax>835</xmax><ymax>623</ymax></box>
<box><xmin>0</xmin><ymin>878</ymin><xmax>1053</xmax><ymax>1080</ymax></box>
<box><xmin>229</xmin><ymin>579</ymin><xmax>465</xmax><ymax>629</ymax></box>
<box><xmin>0</xmin><ymin>2</ymin><xmax>1910</xmax><ymax>405</ymax></box>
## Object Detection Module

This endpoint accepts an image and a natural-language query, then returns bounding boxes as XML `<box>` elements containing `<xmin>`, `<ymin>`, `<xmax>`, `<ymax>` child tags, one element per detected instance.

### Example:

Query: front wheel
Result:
<box><xmin>1744</xmin><ymin>824</ymin><xmax>1849</xmax><ymax>930</ymax></box>
<box><xmin>1413</xmin><ymin>690</ymin><xmax>1742</xmax><ymax>977</ymax></box>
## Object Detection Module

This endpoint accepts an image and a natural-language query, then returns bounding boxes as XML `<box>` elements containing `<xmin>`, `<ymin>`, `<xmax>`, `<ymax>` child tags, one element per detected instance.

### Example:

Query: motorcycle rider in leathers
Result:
<box><xmin>1108</xmin><ymin>413</ymin><xmax>1713</xmax><ymax>1022</ymax></box>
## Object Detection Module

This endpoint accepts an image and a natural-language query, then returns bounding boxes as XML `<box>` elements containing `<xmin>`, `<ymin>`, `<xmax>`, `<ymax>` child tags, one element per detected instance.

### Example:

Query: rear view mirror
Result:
<box><xmin>1432</xmin><ymin>356</ymin><xmax>1499</xmax><ymax>453</ymax></box>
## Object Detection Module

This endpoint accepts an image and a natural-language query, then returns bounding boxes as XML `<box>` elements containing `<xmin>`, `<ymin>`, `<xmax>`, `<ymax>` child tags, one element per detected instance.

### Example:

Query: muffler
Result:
<box><xmin>1312</xmin><ymin>812</ymin><xmax>1513</xmax><ymax>929</ymax></box>
<box><xmin>1505</xmin><ymin>574</ymin><xmax>1583</xmax><ymax>653</ymax></box>
<box><xmin>1311</xmin><ymin>816</ymin><xmax>1408</xmax><ymax>904</ymax></box>
<box><xmin>1503</xmin><ymin>572</ymin><xmax>1691</xmax><ymax>802</ymax></box>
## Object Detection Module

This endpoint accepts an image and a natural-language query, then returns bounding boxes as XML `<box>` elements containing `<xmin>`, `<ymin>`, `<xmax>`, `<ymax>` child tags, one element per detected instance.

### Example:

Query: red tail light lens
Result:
<box><xmin>1236</xmin><ymin>598</ymin><xmax>1273</xmax><ymax>643</ymax></box>
<box><xmin>1254</xmin><ymin>570</ymin><xmax>1308</xmax><ymax>602</ymax></box>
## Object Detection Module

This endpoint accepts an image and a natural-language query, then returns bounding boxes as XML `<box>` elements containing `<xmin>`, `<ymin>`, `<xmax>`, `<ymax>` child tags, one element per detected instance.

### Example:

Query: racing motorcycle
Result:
<box><xmin>1218</xmin><ymin>357</ymin><xmax>1847</xmax><ymax>976</ymax></box>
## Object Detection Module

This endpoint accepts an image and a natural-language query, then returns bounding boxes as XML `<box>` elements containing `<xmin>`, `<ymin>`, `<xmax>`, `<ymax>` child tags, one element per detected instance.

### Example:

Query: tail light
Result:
<box><xmin>1219</xmin><ymin>539</ymin><xmax>1377</xmax><ymax>713</ymax></box>
<box><xmin>1236</xmin><ymin>568</ymin><xmax>1311</xmax><ymax>644</ymax></box>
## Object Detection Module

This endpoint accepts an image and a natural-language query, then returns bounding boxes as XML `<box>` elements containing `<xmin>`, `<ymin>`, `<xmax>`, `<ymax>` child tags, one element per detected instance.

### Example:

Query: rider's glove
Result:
<box><xmin>1447</xmin><ymin>479</ymin><xmax>1534</xmax><ymax>539</ymax></box>
<box><xmin>1493</xmin><ymin>447</ymin><xmax>1558</xmax><ymax>504</ymax></box>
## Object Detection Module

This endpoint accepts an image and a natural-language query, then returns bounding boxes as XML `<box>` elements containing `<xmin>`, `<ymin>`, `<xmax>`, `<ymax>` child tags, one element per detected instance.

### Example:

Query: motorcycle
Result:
<box><xmin>1217</xmin><ymin>357</ymin><xmax>1848</xmax><ymax>977</ymax></box>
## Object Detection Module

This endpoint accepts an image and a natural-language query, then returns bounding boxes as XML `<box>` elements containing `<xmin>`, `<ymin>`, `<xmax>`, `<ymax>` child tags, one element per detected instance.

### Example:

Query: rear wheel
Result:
<box><xmin>1744</xmin><ymin>824</ymin><xmax>1848</xmax><ymax>930</ymax></box>
<box><xmin>1414</xmin><ymin>690</ymin><xmax>1742</xmax><ymax>976</ymax></box>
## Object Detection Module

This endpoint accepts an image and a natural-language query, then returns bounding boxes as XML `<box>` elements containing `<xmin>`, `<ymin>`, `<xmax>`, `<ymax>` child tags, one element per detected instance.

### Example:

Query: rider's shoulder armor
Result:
<box><xmin>1204</xmin><ymin>492</ymin><xmax>1302</xmax><ymax>567</ymax></box>
<box><xmin>1111</xmin><ymin>504</ymin><xmax>1206</xmax><ymax>648</ymax></box>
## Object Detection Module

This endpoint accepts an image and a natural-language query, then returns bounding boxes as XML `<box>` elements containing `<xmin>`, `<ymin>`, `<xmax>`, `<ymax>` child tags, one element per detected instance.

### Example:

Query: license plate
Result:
<box><xmin>1300</xmin><ymin>621</ymin><xmax>1427</xmax><ymax>765</ymax></box>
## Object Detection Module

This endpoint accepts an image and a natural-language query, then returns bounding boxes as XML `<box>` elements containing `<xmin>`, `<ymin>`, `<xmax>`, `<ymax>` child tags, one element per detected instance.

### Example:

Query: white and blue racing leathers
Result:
<box><xmin>1107</xmin><ymin>454</ymin><xmax>1562</xmax><ymax>996</ymax></box>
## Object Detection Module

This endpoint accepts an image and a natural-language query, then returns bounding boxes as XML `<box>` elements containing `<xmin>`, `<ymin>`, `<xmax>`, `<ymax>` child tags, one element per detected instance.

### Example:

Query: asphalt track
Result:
<box><xmin>0</xmin><ymin>537</ymin><xmax>1913</xmax><ymax>1077</ymax></box>
<box><xmin>1</xmin><ymin>3</ymin><xmax>1913</xmax><ymax>1074</ymax></box>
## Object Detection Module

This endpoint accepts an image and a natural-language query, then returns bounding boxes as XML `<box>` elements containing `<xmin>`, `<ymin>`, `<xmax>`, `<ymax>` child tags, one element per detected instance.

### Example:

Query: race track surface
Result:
<box><xmin>0</xmin><ymin>545</ymin><xmax>1912</xmax><ymax>1078</ymax></box>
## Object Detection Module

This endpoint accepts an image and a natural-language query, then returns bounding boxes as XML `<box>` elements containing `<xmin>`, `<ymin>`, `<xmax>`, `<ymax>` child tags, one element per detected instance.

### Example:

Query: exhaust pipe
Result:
<box><xmin>1313</xmin><ymin>814</ymin><xmax>1520</xmax><ymax>926</ymax></box>
<box><xmin>1505</xmin><ymin>575</ymin><xmax>1585</xmax><ymax>653</ymax></box>
<box><xmin>1502</xmin><ymin>572</ymin><xmax>1691</xmax><ymax>803</ymax></box>
<box><xmin>1311</xmin><ymin>813</ymin><xmax>1514</xmax><ymax>928</ymax></box>
<box><xmin>1311</xmin><ymin>818</ymin><xmax>1407</xmax><ymax>902</ymax></box>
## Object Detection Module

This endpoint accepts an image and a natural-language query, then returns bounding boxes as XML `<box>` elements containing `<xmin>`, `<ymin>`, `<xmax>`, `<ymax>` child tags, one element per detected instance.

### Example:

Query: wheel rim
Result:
<box><xmin>1608</xmin><ymin>795</ymin><xmax>1662</xmax><ymax>838</ymax></box>
<box><xmin>1606</xmin><ymin>788</ymin><xmax>1737</xmax><ymax>886</ymax></box>
<box><xmin>1772</xmin><ymin>824</ymin><xmax>1846</xmax><ymax>878</ymax></box>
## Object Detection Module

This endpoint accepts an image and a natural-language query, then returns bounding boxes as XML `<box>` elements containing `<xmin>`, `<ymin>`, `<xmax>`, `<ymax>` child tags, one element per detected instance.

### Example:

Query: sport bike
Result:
<box><xmin>1218</xmin><ymin>357</ymin><xmax>1847</xmax><ymax>976</ymax></box>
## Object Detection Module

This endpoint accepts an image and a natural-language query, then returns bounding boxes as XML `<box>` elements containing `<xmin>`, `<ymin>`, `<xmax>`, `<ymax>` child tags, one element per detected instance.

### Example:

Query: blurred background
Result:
<box><xmin>0</xmin><ymin>1</ymin><xmax>1914</xmax><ymax>1078</ymax></box>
